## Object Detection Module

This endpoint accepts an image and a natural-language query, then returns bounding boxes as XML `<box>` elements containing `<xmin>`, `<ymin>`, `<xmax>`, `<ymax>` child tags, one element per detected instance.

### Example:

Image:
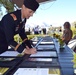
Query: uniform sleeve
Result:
<box><xmin>19</xmin><ymin>24</ymin><xmax>27</xmax><ymax>40</ymax></box>
<box><xmin>2</xmin><ymin>15</ymin><xmax>24</xmax><ymax>53</ymax></box>
<box><xmin>19</xmin><ymin>23</ymin><xmax>32</xmax><ymax>48</ymax></box>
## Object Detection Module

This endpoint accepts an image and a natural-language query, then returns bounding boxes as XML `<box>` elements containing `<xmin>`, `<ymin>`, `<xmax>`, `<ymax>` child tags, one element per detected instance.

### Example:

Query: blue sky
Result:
<box><xmin>26</xmin><ymin>0</ymin><xmax>76</xmax><ymax>27</ymax></box>
<box><xmin>0</xmin><ymin>0</ymin><xmax>76</xmax><ymax>27</ymax></box>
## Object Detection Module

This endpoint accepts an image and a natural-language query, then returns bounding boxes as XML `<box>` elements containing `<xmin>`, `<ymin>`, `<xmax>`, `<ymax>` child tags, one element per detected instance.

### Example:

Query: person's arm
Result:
<box><xmin>69</xmin><ymin>30</ymin><xmax>73</xmax><ymax>40</ymax></box>
<box><xmin>62</xmin><ymin>29</ymin><xmax>70</xmax><ymax>41</ymax></box>
<box><xmin>18</xmin><ymin>22</ymin><xmax>33</xmax><ymax>48</ymax></box>
<box><xmin>18</xmin><ymin>26</ymin><xmax>37</xmax><ymax>54</ymax></box>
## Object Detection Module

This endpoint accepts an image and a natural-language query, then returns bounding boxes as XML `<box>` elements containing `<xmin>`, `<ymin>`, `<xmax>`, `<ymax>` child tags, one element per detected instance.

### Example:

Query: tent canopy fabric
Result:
<box><xmin>11</xmin><ymin>0</ymin><xmax>56</xmax><ymax>7</ymax></box>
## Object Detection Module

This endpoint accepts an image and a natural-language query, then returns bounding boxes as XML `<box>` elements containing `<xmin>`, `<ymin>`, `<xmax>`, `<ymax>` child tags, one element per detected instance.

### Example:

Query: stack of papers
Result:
<box><xmin>0</xmin><ymin>51</ymin><xmax>20</xmax><ymax>61</ymax></box>
<box><xmin>40</xmin><ymin>41</ymin><xmax>54</xmax><ymax>44</ymax></box>
<box><xmin>30</xmin><ymin>51</ymin><xmax>57</xmax><ymax>57</ymax></box>
<box><xmin>0</xmin><ymin>51</ymin><xmax>19</xmax><ymax>57</ymax></box>
<box><xmin>14</xmin><ymin>68</ymin><xmax>60</xmax><ymax>75</ymax></box>
<box><xmin>37</xmin><ymin>45</ymin><xmax>55</xmax><ymax>50</ymax></box>
<box><xmin>28</xmin><ymin>58</ymin><xmax>52</xmax><ymax>62</ymax></box>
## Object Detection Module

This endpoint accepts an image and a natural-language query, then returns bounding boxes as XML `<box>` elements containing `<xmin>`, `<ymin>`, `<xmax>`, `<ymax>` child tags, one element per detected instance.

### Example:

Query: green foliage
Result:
<box><xmin>71</xmin><ymin>26</ymin><xmax>76</xmax><ymax>37</ymax></box>
<box><xmin>53</xmin><ymin>33</ymin><xmax>60</xmax><ymax>39</ymax></box>
<box><xmin>58</xmin><ymin>38</ymin><xmax>64</xmax><ymax>46</ymax></box>
<box><xmin>71</xmin><ymin>21</ymin><xmax>76</xmax><ymax>37</ymax></box>
<box><xmin>17</xmin><ymin>53</ymin><xmax>24</xmax><ymax>57</ymax></box>
<box><xmin>14</xmin><ymin>34</ymin><xmax>22</xmax><ymax>44</ymax></box>
<box><xmin>72</xmin><ymin>52</ymin><xmax>76</xmax><ymax>68</ymax></box>
<box><xmin>27</xmin><ymin>35</ymin><xmax>35</xmax><ymax>39</ymax></box>
<box><xmin>14</xmin><ymin>34</ymin><xmax>44</xmax><ymax>43</ymax></box>
<box><xmin>0</xmin><ymin>0</ymin><xmax>14</xmax><ymax>12</ymax></box>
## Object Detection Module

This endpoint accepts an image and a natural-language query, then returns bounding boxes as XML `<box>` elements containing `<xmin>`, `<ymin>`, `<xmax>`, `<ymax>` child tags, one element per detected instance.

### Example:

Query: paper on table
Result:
<box><xmin>37</xmin><ymin>45</ymin><xmax>55</xmax><ymax>49</ymax></box>
<box><xmin>28</xmin><ymin>58</ymin><xmax>52</xmax><ymax>62</ymax></box>
<box><xmin>40</xmin><ymin>41</ymin><xmax>54</xmax><ymax>44</ymax></box>
<box><xmin>30</xmin><ymin>51</ymin><xmax>57</xmax><ymax>57</ymax></box>
<box><xmin>0</xmin><ymin>51</ymin><xmax>20</xmax><ymax>57</ymax></box>
<box><xmin>14</xmin><ymin>68</ymin><xmax>59</xmax><ymax>75</ymax></box>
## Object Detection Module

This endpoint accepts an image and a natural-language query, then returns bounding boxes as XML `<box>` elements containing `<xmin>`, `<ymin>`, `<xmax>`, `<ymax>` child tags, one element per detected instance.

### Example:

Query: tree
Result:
<box><xmin>0</xmin><ymin>0</ymin><xmax>14</xmax><ymax>13</ymax></box>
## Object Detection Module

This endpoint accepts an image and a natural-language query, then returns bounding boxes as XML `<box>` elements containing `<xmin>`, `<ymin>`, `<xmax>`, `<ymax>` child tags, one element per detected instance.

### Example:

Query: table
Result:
<box><xmin>0</xmin><ymin>36</ymin><xmax>75</xmax><ymax>75</ymax></box>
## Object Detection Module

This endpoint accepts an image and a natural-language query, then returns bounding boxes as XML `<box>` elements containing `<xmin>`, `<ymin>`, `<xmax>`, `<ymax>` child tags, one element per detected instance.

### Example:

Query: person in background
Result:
<box><xmin>59</xmin><ymin>26</ymin><xmax>62</xmax><ymax>32</ymax></box>
<box><xmin>0</xmin><ymin>0</ymin><xmax>39</xmax><ymax>54</ymax></box>
<box><xmin>34</xmin><ymin>26</ymin><xmax>39</xmax><ymax>34</ymax></box>
<box><xmin>42</xmin><ymin>28</ymin><xmax>46</xmax><ymax>34</ymax></box>
<box><xmin>62</xmin><ymin>21</ymin><xmax>73</xmax><ymax>45</ymax></box>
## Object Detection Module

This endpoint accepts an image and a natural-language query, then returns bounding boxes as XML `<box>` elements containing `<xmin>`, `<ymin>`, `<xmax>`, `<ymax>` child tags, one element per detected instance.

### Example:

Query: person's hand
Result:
<box><xmin>61</xmin><ymin>36</ymin><xmax>65</xmax><ymax>41</ymax></box>
<box><xmin>23</xmin><ymin>46</ymin><xmax>37</xmax><ymax>54</ymax></box>
<box><xmin>62</xmin><ymin>37</ymin><xmax>65</xmax><ymax>41</ymax></box>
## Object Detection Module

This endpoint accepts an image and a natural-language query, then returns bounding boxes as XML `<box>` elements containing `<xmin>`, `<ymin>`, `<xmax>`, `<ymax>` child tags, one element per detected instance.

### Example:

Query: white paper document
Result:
<box><xmin>0</xmin><ymin>51</ymin><xmax>19</xmax><ymax>57</ymax></box>
<box><xmin>40</xmin><ymin>41</ymin><xmax>54</xmax><ymax>44</ymax></box>
<box><xmin>28</xmin><ymin>58</ymin><xmax>52</xmax><ymax>62</ymax></box>
<box><xmin>37</xmin><ymin>45</ymin><xmax>55</xmax><ymax>50</ymax></box>
<box><xmin>30</xmin><ymin>51</ymin><xmax>57</xmax><ymax>57</ymax></box>
<box><xmin>14</xmin><ymin>68</ymin><xmax>59</xmax><ymax>75</ymax></box>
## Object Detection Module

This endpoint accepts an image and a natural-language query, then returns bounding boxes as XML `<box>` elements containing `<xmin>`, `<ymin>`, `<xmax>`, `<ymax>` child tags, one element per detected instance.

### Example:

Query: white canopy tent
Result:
<box><xmin>10</xmin><ymin>0</ymin><xmax>56</xmax><ymax>7</ymax></box>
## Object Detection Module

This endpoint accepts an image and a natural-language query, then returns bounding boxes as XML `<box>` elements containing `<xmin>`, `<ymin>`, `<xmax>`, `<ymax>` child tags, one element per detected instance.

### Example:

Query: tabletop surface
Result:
<box><xmin>0</xmin><ymin>36</ymin><xmax>75</xmax><ymax>75</ymax></box>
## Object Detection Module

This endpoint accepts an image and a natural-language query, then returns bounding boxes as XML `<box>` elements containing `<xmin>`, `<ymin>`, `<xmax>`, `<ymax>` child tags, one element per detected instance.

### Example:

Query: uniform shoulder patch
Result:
<box><xmin>10</xmin><ymin>14</ymin><xmax>17</xmax><ymax>20</ymax></box>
